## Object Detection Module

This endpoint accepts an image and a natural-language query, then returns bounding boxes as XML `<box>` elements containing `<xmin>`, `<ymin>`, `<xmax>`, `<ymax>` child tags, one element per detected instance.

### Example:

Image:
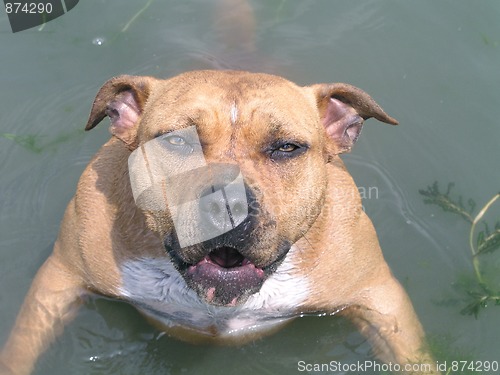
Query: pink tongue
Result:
<box><xmin>188</xmin><ymin>251</ymin><xmax>265</xmax><ymax>306</ymax></box>
<box><xmin>209</xmin><ymin>247</ymin><xmax>244</xmax><ymax>268</ymax></box>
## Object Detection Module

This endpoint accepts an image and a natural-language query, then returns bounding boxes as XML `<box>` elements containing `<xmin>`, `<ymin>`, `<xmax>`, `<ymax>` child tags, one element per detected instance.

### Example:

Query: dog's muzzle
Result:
<box><xmin>162</xmin><ymin>185</ymin><xmax>285</xmax><ymax>307</ymax></box>
<box><xmin>127</xmin><ymin>126</ymin><xmax>287</xmax><ymax>306</ymax></box>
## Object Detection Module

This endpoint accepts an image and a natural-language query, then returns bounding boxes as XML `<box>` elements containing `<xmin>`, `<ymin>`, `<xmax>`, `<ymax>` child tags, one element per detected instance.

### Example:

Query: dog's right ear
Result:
<box><xmin>85</xmin><ymin>75</ymin><xmax>153</xmax><ymax>149</ymax></box>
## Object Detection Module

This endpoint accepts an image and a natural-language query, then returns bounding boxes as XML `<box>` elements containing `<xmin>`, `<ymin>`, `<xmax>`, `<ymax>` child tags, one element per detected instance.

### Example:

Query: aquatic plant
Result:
<box><xmin>419</xmin><ymin>182</ymin><xmax>500</xmax><ymax>318</ymax></box>
<box><xmin>121</xmin><ymin>0</ymin><xmax>156</xmax><ymax>33</ymax></box>
<box><xmin>419</xmin><ymin>182</ymin><xmax>475</xmax><ymax>223</ymax></box>
<box><xmin>1</xmin><ymin>129</ymin><xmax>84</xmax><ymax>153</ymax></box>
<box><xmin>0</xmin><ymin>133</ymin><xmax>42</xmax><ymax>153</ymax></box>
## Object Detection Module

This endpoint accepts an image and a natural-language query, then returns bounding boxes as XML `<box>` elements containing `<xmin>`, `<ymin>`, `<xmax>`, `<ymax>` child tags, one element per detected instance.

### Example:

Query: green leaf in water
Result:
<box><xmin>457</xmin><ymin>282</ymin><xmax>500</xmax><ymax>319</ymax></box>
<box><xmin>1</xmin><ymin>129</ymin><xmax>85</xmax><ymax>154</ymax></box>
<box><xmin>418</xmin><ymin>181</ymin><xmax>474</xmax><ymax>223</ymax></box>
<box><xmin>1</xmin><ymin>133</ymin><xmax>43</xmax><ymax>153</ymax></box>
<box><xmin>424</xmin><ymin>184</ymin><xmax>500</xmax><ymax>318</ymax></box>
<box><xmin>480</xmin><ymin>32</ymin><xmax>499</xmax><ymax>47</ymax></box>
<box><xmin>476</xmin><ymin>222</ymin><xmax>500</xmax><ymax>255</ymax></box>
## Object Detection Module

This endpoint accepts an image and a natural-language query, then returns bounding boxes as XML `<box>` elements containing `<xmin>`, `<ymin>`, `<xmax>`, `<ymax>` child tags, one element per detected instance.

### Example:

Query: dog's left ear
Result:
<box><xmin>85</xmin><ymin>75</ymin><xmax>153</xmax><ymax>149</ymax></box>
<box><xmin>309</xmin><ymin>83</ymin><xmax>398</xmax><ymax>154</ymax></box>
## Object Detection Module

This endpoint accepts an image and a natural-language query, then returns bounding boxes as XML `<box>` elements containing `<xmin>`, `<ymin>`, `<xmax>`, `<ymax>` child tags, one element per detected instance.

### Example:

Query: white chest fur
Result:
<box><xmin>118</xmin><ymin>246</ymin><xmax>310</xmax><ymax>339</ymax></box>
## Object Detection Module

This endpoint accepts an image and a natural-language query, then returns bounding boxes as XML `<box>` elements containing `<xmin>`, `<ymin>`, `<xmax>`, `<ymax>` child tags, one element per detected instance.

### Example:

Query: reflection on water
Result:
<box><xmin>92</xmin><ymin>37</ymin><xmax>106</xmax><ymax>46</ymax></box>
<box><xmin>1</xmin><ymin>0</ymin><xmax>499</xmax><ymax>374</ymax></box>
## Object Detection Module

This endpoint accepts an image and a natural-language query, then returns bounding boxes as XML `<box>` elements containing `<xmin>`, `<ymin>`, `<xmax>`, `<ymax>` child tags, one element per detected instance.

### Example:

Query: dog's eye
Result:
<box><xmin>277</xmin><ymin>143</ymin><xmax>298</xmax><ymax>152</ymax></box>
<box><xmin>268</xmin><ymin>141</ymin><xmax>308</xmax><ymax>160</ymax></box>
<box><xmin>166</xmin><ymin>135</ymin><xmax>186</xmax><ymax>146</ymax></box>
<box><xmin>158</xmin><ymin>134</ymin><xmax>196</xmax><ymax>155</ymax></box>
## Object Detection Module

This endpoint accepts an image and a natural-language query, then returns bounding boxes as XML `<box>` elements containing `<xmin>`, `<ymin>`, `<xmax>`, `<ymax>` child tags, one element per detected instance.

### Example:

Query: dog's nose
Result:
<box><xmin>199</xmin><ymin>183</ymin><xmax>249</xmax><ymax>233</ymax></box>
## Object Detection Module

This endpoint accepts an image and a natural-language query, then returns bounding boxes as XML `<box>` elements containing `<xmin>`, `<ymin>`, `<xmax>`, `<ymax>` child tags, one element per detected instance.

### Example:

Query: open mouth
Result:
<box><xmin>185</xmin><ymin>246</ymin><xmax>266</xmax><ymax>306</ymax></box>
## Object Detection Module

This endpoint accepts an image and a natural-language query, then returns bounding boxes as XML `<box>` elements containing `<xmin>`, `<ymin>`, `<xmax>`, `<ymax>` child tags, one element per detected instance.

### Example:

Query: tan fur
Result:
<box><xmin>0</xmin><ymin>71</ymin><xmax>437</xmax><ymax>375</ymax></box>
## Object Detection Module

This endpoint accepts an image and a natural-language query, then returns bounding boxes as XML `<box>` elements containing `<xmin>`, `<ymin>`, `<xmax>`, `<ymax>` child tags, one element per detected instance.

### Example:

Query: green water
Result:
<box><xmin>1</xmin><ymin>1</ymin><xmax>499</xmax><ymax>374</ymax></box>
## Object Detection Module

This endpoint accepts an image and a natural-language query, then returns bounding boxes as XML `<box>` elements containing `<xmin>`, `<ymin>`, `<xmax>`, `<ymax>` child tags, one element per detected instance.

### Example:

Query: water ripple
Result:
<box><xmin>344</xmin><ymin>154</ymin><xmax>451</xmax><ymax>262</ymax></box>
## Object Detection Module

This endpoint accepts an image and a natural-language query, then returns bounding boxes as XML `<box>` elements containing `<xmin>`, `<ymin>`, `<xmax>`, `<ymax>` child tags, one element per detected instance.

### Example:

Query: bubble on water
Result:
<box><xmin>92</xmin><ymin>37</ymin><xmax>106</xmax><ymax>46</ymax></box>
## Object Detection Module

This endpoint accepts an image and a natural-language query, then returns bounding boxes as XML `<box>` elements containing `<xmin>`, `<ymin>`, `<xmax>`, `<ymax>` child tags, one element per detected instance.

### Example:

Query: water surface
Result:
<box><xmin>1</xmin><ymin>1</ymin><xmax>499</xmax><ymax>374</ymax></box>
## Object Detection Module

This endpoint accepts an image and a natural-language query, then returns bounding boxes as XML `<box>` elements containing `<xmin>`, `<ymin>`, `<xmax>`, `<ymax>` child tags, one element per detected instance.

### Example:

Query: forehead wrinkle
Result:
<box><xmin>179</xmin><ymin>105</ymin><xmax>236</xmax><ymax>160</ymax></box>
<box><xmin>263</xmin><ymin>112</ymin><xmax>313</xmax><ymax>140</ymax></box>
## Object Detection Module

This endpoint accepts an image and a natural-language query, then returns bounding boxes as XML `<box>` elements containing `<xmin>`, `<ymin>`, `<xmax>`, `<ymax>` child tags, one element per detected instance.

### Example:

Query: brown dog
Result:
<box><xmin>0</xmin><ymin>70</ymin><xmax>437</xmax><ymax>374</ymax></box>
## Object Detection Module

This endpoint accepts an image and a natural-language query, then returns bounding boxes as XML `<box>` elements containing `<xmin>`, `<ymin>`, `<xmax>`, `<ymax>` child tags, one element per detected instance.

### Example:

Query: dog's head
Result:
<box><xmin>85</xmin><ymin>70</ymin><xmax>397</xmax><ymax>306</ymax></box>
